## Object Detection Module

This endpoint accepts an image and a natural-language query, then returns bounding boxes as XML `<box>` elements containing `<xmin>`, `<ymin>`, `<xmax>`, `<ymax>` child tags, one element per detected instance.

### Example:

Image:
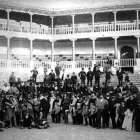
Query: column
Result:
<box><xmin>51</xmin><ymin>16</ymin><xmax>54</xmax><ymax>35</ymax></box>
<box><xmin>29</xmin><ymin>13</ymin><xmax>33</xmax><ymax>33</ymax></box>
<box><xmin>70</xmin><ymin>39</ymin><xmax>77</xmax><ymax>61</ymax></box>
<box><xmin>90</xmin><ymin>38</ymin><xmax>96</xmax><ymax>60</ymax></box>
<box><xmin>113</xmin><ymin>11</ymin><xmax>117</xmax><ymax>31</ymax></box>
<box><xmin>91</xmin><ymin>13</ymin><xmax>95</xmax><ymax>32</ymax></box>
<box><xmin>29</xmin><ymin>38</ymin><xmax>33</xmax><ymax>60</ymax></box>
<box><xmin>71</xmin><ymin>15</ymin><xmax>75</xmax><ymax>34</ymax></box>
<box><xmin>7</xmin><ymin>36</ymin><xmax>11</xmax><ymax>59</ymax></box>
<box><xmin>136</xmin><ymin>36</ymin><xmax>140</xmax><ymax>58</ymax></box>
<box><xmin>7</xmin><ymin>9</ymin><xmax>11</xmax><ymax>31</ymax></box>
<box><xmin>136</xmin><ymin>10</ymin><xmax>139</xmax><ymax>30</ymax></box>
<box><xmin>51</xmin><ymin>40</ymin><xmax>55</xmax><ymax>62</ymax></box>
<box><xmin>113</xmin><ymin>36</ymin><xmax>118</xmax><ymax>58</ymax></box>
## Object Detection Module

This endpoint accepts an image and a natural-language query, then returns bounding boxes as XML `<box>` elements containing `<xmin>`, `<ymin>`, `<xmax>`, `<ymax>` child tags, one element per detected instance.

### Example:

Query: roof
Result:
<box><xmin>0</xmin><ymin>0</ymin><xmax>140</xmax><ymax>11</ymax></box>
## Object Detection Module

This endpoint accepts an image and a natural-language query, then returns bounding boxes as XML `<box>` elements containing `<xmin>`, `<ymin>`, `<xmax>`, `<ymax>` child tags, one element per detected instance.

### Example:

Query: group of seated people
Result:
<box><xmin>0</xmin><ymin>65</ymin><xmax>140</xmax><ymax>133</ymax></box>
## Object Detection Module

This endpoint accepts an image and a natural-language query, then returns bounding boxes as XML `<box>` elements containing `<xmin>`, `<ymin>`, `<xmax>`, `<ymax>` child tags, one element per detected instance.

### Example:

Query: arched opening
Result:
<box><xmin>120</xmin><ymin>46</ymin><xmax>134</xmax><ymax>73</ymax></box>
<box><xmin>120</xmin><ymin>46</ymin><xmax>134</xmax><ymax>59</ymax></box>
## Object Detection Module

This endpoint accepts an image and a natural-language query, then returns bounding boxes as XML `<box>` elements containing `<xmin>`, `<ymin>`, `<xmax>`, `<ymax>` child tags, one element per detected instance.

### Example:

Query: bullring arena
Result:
<box><xmin>0</xmin><ymin>0</ymin><xmax>140</xmax><ymax>140</ymax></box>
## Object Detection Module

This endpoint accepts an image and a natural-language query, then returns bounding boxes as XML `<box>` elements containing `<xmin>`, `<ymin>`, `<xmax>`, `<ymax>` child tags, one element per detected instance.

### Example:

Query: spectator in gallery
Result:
<box><xmin>9</xmin><ymin>72</ymin><xmax>16</xmax><ymax>85</ymax></box>
<box><xmin>31</xmin><ymin>67</ymin><xmax>38</xmax><ymax>83</ymax></box>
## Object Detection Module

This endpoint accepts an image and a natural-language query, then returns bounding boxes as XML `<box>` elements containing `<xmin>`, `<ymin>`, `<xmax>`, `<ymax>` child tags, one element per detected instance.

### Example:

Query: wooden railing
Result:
<box><xmin>0</xmin><ymin>59</ymin><xmax>137</xmax><ymax>74</ymax></box>
<box><xmin>0</xmin><ymin>21</ymin><xmax>139</xmax><ymax>35</ymax></box>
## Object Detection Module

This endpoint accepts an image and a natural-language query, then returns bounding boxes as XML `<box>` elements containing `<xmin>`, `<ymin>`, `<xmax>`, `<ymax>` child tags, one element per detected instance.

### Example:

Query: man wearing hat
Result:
<box><xmin>39</xmin><ymin>93</ymin><xmax>50</xmax><ymax>120</ymax></box>
<box><xmin>31</xmin><ymin>67</ymin><xmax>38</xmax><ymax>83</ymax></box>
<box><xmin>22</xmin><ymin>110</ymin><xmax>33</xmax><ymax>129</ymax></box>
<box><xmin>78</xmin><ymin>67</ymin><xmax>86</xmax><ymax>85</ymax></box>
<box><xmin>52</xmin><ymin>94</ymin><xmax>62</xmax><ymax>123</ymax></box>
<box><xmin>49</xmin><ymin>70</ymin><xmax>55</xmax><ymax>86</ymax></box>
<box><xmin>108</xmin><ymin>93</ymin><xmax>118</xmax><ymax>129</ymax></box>
<box><xmin>87</xmin><ymin>67</ymin><xmax>94</xmax><ymax>87</ymax></box>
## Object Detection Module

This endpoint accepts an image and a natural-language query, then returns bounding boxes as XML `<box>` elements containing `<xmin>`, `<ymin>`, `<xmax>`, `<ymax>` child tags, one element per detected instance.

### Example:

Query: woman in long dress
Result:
<box><xmin>122</xmin><ymin>108</ymin><xmax>133</xmax><ymax>131</ymax></box>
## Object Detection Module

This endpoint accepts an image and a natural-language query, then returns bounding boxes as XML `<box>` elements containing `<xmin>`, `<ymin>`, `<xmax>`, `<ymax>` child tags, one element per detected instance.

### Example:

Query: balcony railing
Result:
<box><xmin>0</xmin><ymin>21</ymin><xmax>139</xmax><ymax>35</ymax></box>
<box><xmin>0</xmin><ymin>59</ymin><xmax>137</xmax><ymax>71</ymax></box>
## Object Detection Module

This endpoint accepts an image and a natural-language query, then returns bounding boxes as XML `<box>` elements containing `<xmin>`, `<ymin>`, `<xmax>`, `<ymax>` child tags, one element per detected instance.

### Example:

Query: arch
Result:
<box><xmin>120</xmin><ymin>46</ymin><xmax>134</xmax><ymax>59</ymax></box>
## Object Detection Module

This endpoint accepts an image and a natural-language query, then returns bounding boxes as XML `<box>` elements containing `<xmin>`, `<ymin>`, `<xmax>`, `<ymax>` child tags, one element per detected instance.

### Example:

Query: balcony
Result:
<box><xmin>0</xmin><ymin>20</ymin><xmax>139</xmax><ymax>38</ymax></box>
<box><xmin>0</xmin><ymin>59</ymin><xmax>137</xmax><ymax>71</ymax></box>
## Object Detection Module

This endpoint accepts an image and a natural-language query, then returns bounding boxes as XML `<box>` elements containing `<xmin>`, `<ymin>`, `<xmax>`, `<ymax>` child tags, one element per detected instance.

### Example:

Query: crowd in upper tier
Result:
<box><xmin>0</xmin><ymin>61</ymin><xmax>140</xmax><ymax>132</ymax></box>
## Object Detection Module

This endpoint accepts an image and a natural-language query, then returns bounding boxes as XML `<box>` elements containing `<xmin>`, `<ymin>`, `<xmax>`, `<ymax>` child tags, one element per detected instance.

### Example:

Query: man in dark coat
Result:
<box><xmin>78</xmin><ymin>68</ymin><xmax>86</xmax><ymax>85</ymax></box>
<box><xmin>116</xmin><ymin>68</ymin><xmax>124</xmax><ymax>87</ymax></box>
<box><xmin>94</xmin><ymin>66</ymin><xmax>101</xmax><ymax>88</ymax></box>
<box><xmin>49</xmin><ymin>70</ymin><xmax>55</xmax><ymax>86</ymax></box>
<box><xmin>87</xmin><ymin>67</ymin><xmax>93</xmax><ymax>87</ymax></box>
<box><xmin>71</xmin><ymin>72</ymin><xmax>77</xmax><ymax>87</ymax></box>
<box><xmin>55</xmin><ymin>62</ymin><xmax>61</xmax><ymax>78</ymax></box>
<box><xmin>31</xmin><ymin>67</ymin><xmax>38</xmax><ymax>83</ymax></box>
<box><xmin>39</xmin><ymin>93</ymin><xmax>50</xmax><ymax>120</ymax></box>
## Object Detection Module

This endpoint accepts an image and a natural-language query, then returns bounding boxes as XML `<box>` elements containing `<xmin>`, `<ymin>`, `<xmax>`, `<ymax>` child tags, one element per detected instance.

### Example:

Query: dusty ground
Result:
<box><xmin>0</xmin><ymin>122</ymin><xmax>140</xmax><ymax>140</ymax></box>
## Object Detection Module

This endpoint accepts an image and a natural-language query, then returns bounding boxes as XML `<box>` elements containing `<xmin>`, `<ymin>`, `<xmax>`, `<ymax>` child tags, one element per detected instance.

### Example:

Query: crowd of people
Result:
<box><xmin>0</xmin><ymin>62</ymin><xmax>140</xmax><ymax>133</ymax></box>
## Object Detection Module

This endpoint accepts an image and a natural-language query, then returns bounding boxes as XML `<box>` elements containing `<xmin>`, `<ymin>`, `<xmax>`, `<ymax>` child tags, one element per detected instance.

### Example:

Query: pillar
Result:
<box><xmin>7</xmin><ymin>9</ymin><xmax>11</xmax><ymax>31</ymax></box>
<box><xmin>91</xmin><ymin>13</ymin><xmax>95</xmax><ymax>32</ymax></box>
<box><xmin>90</xmin><ymin>38</ymin><xmax>96</xmax><ymax>60</ymax></box>
<box><xmin>113</xmin><ymin>11</ymin><xmax>117</xmax><ymax>31</ymax></box>
<box><xmin>51</xmin><ymin>40</ymin><xmax>55</xmax><ymax>62</ymax></box>
<box><xmin>71</xmin><ymin>15</ymin><xmax>75</xmax><ymax>34</ymax></box>
<box><xmin>30</xmin><ymin>13</ymin><xmax>33</xmax><ymax>33</ymax></box>
<box><xmin>113</xmin><ymin>36</ymin><xmax>118</xmax><ymax>58</ymax></box>
<box><xmin>70</xmin><ymin>39</ymin><xmax>77</xmax><ymax>61</ymax></box>
<box><xmin>51</xmin><ymin>17</ymin><xmax>54</xmax><ymax>35</ymax></box>
<box><xmin>136</xmin><ymin>36</ymin><xmax>140</xmax><ymax>58</ymax></box>
<box><xmin>29</xmin><ymin>39</ymin><xmax>33</xmax><ymax>60</ymax></box>
<box><xmin>136</xmin><ymin>10</ymin><xmax>139</xmax><ymax>30</ymax></box>
<box><xmin>7</xmin><ymin>36</ymin><xmax>11</xmax><ymax>59</ymax></box>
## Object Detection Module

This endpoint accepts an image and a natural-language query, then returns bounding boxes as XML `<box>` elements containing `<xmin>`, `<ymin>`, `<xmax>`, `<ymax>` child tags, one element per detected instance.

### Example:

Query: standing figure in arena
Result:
<box><xmin>96</xmin><ymin>94</ymin><xmax>108</xmax><ymax>129</ymax></box>
<box><xmin>31</xmin><ymin>67</ymin><xmax>38</xmax><ymax>83</ymax></box>
<box><xmin>43</xmin><ymin>64</ymin><xmax>48</xmax><ymax>80</ymax></box>
<box><xmin>49</xmin><ymin>70</ymin><xmax>55</xmax><ymax>86</ymax></box>
<box><xmin>105</xmin><ymin>68</ymin><xmax>113</xmax><ymax>85</ymax></box>
<box><xmin>87</xmin><ymin>67</ymin><xmax>94</xmax><ymax>87</ymax></box>
<box><xmin>9</xmin><ymin>72</ymin><xmax>16</xmax><ymax>85</ymax></box>
<box><xmin>55</xmin><ymin>62</ymin><xmax>61</xmax><ymax>78</ymax></box>
<box><xmin>116</xmin><ymin>67</ymin><xmax>124</xmax><ymax>87</ymax></box>
<box><xmin>94</xmin><ymin>66</ymin><xmax>101</xmax><ymax>88</ymax></box>
<box><xmin>78</xmin><ymin>67</ymin><xmax>86</xmax><ymax>85</ymax></box>
<box><xmin>71</xmin><ymin>72</ymin><xmax>77</xmax><ymax>87</ymax></box>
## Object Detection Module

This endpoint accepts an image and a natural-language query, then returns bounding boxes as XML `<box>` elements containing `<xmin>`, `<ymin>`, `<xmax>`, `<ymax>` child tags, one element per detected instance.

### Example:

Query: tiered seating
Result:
<box><xmin>10</xmin><ymin>54</ymin><xmax>30</xmax><ymax>60</ymax></box>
